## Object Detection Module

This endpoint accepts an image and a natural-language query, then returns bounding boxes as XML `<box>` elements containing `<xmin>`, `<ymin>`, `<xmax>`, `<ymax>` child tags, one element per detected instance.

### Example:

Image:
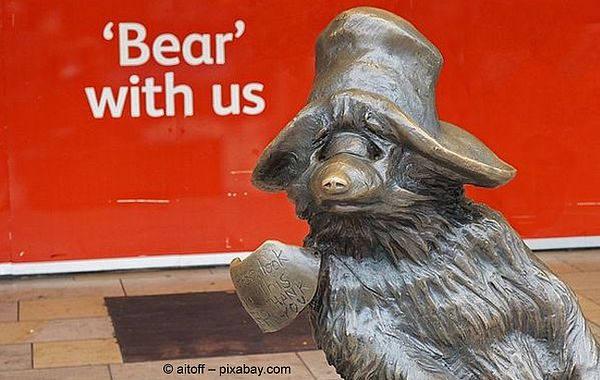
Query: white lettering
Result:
<box><xmin>215</xmin><ymin>33</ymin><xmax>234</xmax><ymax>65</ymax></box>
<box><xmin>182</xmin><ymin>34</ymin><xmax>214</xmax><ymax>65</ymax></box>
<box><xmin>129</xmin><ymin>75</ymin><xmax>141</xmax><ymax>118</ymax></box>
<box><xmin>118</xmin><ymin>22</ymin><xmax>150</xmax><ymax>66</ymax></box>
<box><xmin>112</xmin><ymin>20</ymin><xmax>246</xmax><ymax>67</ymax></box>
<box><xmin>84</xmin><ymin>86</ymin><xmax>128</xmax><ymax>118</ymax></box>
<box><xmin>153</xmin><ymin>33</ymin><xmax>181</xmax><ymax>66</ymax></box>
<box><xmin>165</xmin><ymin>72</ymin><xmax>194</xmax><ymax>117</ymax></box>
<box><xmin>242</xmin><ymin>83</ymin><xmax>265</xmax><ymax>115</ymax></box>
<box><xmin>141</xmin><ymin>77</ymin><xmax>164</xmax><ymax>118</ymax></box>
<box><xmin>212</xmin><ymin>84</ymin><xmax>240</xmax><ymax>116</ymax></box>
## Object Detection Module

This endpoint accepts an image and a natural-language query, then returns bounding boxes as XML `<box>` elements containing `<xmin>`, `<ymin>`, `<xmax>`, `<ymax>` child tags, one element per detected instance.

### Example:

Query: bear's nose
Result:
<box><xmin>321</xmin><ymin>175</ymin><xmax>349</xmax><ymax>194</ymax></box>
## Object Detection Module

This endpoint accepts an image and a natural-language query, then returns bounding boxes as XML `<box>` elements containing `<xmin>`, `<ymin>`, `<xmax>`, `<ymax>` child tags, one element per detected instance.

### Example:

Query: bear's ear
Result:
<box><xmin>252</xmin><ymin>105</ymin><xmax>329</xmax><ymax>192</ymax></box>
<box><xmin>252</xmin><ymin>150</ymin><xmax>301</xmax><ymax>192</ymax></box>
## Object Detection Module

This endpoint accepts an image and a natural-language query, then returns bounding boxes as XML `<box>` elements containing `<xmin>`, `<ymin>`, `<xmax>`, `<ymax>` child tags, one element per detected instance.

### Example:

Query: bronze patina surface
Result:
<box><xmin>231</xmin><ymin>7</ymin><xmax>600</xmax><ymax>379</ymax></box>
<box><xmin>230</xmin><ymin>240</ymin><xmax>319</xmax><ymax>333</ymax></box>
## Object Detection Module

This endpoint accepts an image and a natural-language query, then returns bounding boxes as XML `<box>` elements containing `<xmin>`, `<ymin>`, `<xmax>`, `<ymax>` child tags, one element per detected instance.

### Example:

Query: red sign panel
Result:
<box><xmin>1</xmin><ymin>0</ymin><xmax>599</xmax><ymax>263</ymax></box>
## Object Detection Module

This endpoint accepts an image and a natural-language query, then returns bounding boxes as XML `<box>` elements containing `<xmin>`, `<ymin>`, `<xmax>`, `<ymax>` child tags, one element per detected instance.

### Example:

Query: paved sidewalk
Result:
<box><xmin>0</xmin><ymin>250</ymin><xmax>598</xmax><ymax>379</ymax></box>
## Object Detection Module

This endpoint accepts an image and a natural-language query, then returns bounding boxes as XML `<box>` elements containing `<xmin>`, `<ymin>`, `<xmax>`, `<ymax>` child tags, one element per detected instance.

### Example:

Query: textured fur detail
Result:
<box><xmin>269</xmin><ymin>98</ymin><xmax>600</xmax><ymax>378</ymax></box>
<box><xmin>304</xmin><ymin>199</ymin><xmax>600</xmax><ymax>379</ymax></box>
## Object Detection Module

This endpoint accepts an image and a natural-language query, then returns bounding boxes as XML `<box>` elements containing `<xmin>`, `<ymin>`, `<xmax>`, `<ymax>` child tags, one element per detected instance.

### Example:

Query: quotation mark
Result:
<box><xmin>103</xmin><ymin>21</ymin><xmax>114</xmax><ymax>40</ymax></box>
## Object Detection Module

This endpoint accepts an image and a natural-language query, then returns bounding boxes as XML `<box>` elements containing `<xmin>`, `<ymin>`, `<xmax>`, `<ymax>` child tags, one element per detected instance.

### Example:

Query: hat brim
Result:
<box><xmin>336</xmin><ymin>90</ymin><xmax>516</xmax><ymax>187</ymax></box>
<box><xmin>252</xmin><ymin>103</ymin><xmax>330</xmax><ymax>191</ymax></box>
<box><xmin>252</xmin><ymin>89</ymin><xmax>516</xmax><ymax>191</ymax></box>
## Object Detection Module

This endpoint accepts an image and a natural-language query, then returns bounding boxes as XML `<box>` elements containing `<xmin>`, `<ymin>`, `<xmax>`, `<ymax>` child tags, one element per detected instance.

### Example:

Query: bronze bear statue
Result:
<box><xmin>232</xmin><ymin>7</ymin><xmax>600</xmax><ymax>379</ymax></box>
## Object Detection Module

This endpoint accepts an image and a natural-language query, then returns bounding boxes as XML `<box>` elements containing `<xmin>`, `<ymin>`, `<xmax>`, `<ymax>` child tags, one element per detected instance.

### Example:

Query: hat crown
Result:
<box><xmin>251</xmin><ymin>7</ymin><xmax>516</xmax><ymax>192</ymax></box>
<box><xmin>310</xmin><ymin>7</ymin><xmax>443</xmax><ymax>133</ymax></box>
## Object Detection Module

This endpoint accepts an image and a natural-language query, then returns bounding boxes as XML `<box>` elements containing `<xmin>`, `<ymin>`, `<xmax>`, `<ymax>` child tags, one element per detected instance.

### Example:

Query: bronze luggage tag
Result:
<box><xmin>230</xmin><ymin>240</ymin><xmax>320</xmax><ymax>333</ymax></box>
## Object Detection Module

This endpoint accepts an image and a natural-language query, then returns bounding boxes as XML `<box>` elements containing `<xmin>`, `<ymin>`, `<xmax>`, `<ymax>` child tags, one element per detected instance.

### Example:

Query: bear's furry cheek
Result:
<box><xmin>287</xmin><ymin>179</ymin><xmax>317</xmax><ymax>220</ymax></box>
<box><xmin>388</xmin><ymin>149</ymin><xmax>466</xmax><ymax>201</ymax></box>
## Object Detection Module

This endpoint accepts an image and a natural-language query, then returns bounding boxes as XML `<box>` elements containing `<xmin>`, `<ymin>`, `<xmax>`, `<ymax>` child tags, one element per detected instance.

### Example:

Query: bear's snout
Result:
<box><xmin>310</xmin><ymin>153</ymin><xmax>382</xmax><ymax>211</ymax></box>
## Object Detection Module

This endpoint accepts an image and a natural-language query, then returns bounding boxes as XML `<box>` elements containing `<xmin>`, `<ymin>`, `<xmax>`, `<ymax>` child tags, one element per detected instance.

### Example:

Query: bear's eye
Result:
<box><xmin>365</xmin><ymin>120</ymin><xmax>385</xmax><ymax>136</ymax></box>
<box><xmin>371</xmin><ymin>145</ymin><xmax>384</xmax><ymax>160</ymax></box>
<box><xmin>364</xmin><ymin>110</ymin><xmax>390</xmax><ymax>137</ymax></box>
<box><xmin>313</xmin><ymin>127</ymin><xmax>329</xmax><ymax>146</ymax></box>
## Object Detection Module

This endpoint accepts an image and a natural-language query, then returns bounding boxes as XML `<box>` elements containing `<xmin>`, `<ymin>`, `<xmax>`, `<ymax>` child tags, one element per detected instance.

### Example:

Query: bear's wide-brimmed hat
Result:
<box><xmin>253</xmin><ymin>7</ymin><xmax>516</xmax><ymax>190</ymax></box>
